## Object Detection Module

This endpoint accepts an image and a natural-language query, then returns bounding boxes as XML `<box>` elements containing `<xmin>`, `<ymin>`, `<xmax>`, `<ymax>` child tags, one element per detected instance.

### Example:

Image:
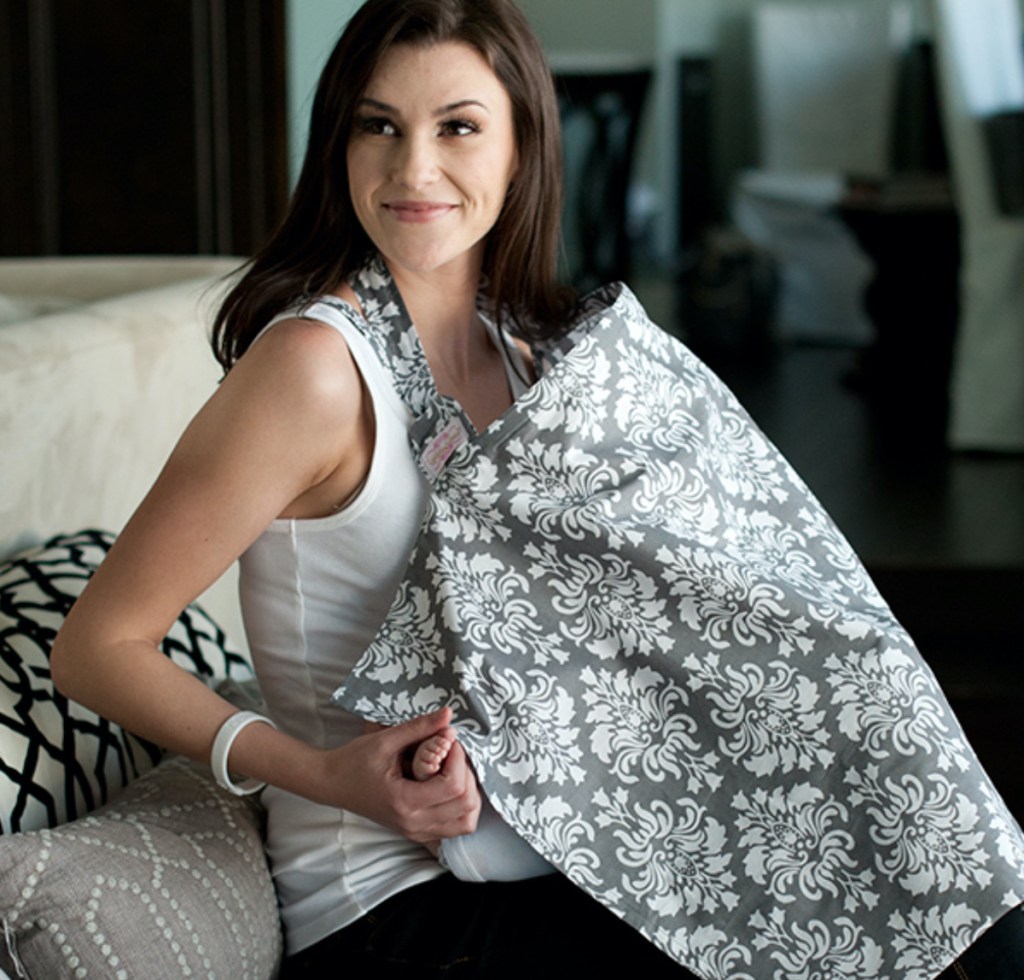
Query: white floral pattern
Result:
<box><xmin>495</xmin><ymin>793</ymin><xmax>603</xmax><ymax>888</ymax></box>
<box><xmin>524</xmin><ymin>542</ymin><xmax>673</xmax><ymax>660</ymax></box>
<box><xmin>888</xmin><ymin>903</ymin><xmax>987</xmax><ymax>980</ymax></box>
<box><xmin>527</xmin><ymin>336</ymin><xmax>612</xmax><ymax>442</ymax></box>
<box><xmin>684</xmin><ymin>654</ymin><xmax>834</xmax><ymax>776</ymax></box>
<box><xmin>846</xmin><ymin>765</ymin><xmax>992</xmax><ymax>896</ymax></box>
<box><xmin>595</xmin><ymin>787</ymin><xmax>740</xmax><ymax>918</ymax></box>
<box><xmin>430</xmin><ymin>454</ymin><xmax>513</xmax><ymax>544</ymax></box>
<box><xmin>580</xmin><ymin>665</ymin><xmax>721</xmax><ymax>791</ymax></box>
<box><xmin>331</xmin><ymin>263</ymin><xmax>1024</xmax><ymax>978</ymax></box>
<box><xmin>426</xmin><ymin>550</ymin><xmax>566</xmax><ymax>665</ymax></box>
<box><xmin>659</xmin><ymin>544</ymin><xmax>815</xmax><ymax>657</ymax></box>
<box><xmin>456</xmin><ymin>655</ymin><xmax>585</xmax><ymax>787</ymax></box>
<box><xmin>506</xmin><ymin>438</ymin><xmax>628</xmax><ymax>545</ymax></box>
<box><xmin>826</xmin><ymin>647</ymin><xmax>971</xmax><ymax>771</ymax></box>
<box><xmin>749</xmin><ymin>908</ymin><xmax>885</xmax><ymax>979</ymax></box>
<box><xmin>733</xmin><ymin>783</ymin><xmax>878</xmax><ymax>911</ymax></box>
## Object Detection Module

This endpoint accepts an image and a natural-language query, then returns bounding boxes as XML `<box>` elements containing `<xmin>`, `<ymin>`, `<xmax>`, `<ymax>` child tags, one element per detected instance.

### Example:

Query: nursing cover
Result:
<box><xmin>332</xmin><ymin>259</ymin><xmax>1024</xmax><ymax>980</ymax></box>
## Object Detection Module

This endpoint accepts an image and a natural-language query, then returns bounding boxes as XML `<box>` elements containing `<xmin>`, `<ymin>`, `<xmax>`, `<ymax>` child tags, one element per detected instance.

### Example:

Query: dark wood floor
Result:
<box><xmin>714</xmin><ymin>345</ymin><xmax>1024</xmax><ymax>570</ymax></box>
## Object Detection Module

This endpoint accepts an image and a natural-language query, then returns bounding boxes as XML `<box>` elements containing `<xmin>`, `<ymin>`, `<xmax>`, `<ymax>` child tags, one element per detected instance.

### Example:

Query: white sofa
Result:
<box><xmin>0</xmin><ymin>258</ymin><xmax>282</xmax><ymax>979</ymax></box>
<box><xmin>0</xmin><ymin>255</ymin><xmax>245</xmax><ymax>640</ymax></box>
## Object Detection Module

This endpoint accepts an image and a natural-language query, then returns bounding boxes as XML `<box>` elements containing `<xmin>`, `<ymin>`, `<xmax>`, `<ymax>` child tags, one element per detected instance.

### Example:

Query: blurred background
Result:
<box><xmin>2</xmin><ymin>0</ymin><xmax>1022</xmax><ymax>811</ymax></box>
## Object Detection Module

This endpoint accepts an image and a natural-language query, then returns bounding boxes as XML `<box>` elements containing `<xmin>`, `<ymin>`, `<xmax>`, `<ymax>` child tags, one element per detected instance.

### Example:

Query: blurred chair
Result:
<box><xmin>553</xmin><ymin>56</ymin><xmax>651</xmax><ymax>292</ymax></box>
<box><xmin>732</xmin><ymin>0</ymin><xmax>913</xmax><ymax>344</ymax></box>
<box><xmin>932</xmin><ymin>0</ymin><xmax>1024</xmax><ymax>451</ymax></box>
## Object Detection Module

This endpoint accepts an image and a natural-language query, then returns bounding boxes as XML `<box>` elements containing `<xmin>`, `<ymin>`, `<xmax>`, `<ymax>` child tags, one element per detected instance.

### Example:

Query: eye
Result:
<box><xmin>355</xmin><ymin>115</ymin><xmax>398</xmax><ymax>137</ymax></box>
<box><xmin>439</xmin><ymin>118</ymin><xmax>480</xmax><ymax>137</ymax></box>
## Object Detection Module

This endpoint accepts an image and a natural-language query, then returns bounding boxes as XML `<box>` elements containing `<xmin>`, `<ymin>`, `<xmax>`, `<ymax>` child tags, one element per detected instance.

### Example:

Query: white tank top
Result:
<box><xmin>239</xmin><ymin>297</ymin><xmax>529</xmax><ymax>953</ymax></box>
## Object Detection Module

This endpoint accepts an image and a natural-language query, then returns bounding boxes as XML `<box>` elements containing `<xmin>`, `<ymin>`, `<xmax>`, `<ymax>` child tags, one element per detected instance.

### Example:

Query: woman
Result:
<box><xmin>52</xmin><ymin>0</ymin><xmax>686</xmax><ymax>975</ymax></box>
<box><xmin>52</xmin><ymin>0</ymin><xmax>1024</xmax><ymax>977</ymax></box>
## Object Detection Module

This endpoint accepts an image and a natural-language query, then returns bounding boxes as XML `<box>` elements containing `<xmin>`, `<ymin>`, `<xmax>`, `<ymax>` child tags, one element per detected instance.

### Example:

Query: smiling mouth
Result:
<box><xmin>384</xmin><ymin>201</ymin><xmax>456</xmax><ymax>223</ymax></box>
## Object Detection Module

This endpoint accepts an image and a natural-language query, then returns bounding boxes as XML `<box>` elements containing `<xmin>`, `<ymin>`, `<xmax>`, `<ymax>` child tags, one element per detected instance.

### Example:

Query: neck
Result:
<box><xmin>385</xmin><ymin>257</ymin><xmax>490</xmax><ymax>387</ymax></box>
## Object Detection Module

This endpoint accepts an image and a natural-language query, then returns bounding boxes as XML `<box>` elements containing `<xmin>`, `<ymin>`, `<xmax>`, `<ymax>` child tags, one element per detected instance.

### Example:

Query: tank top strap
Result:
<box><xmin>343</xmin><ymin>257</ymin><xmax>513</xmax><ymax>484</ymax></box>
<box><xmin>338</xmin><ymin>257</ymin><xmax>440</xmax><ymax>422</ymax></box>
<box><xmin>290</xmin><ymin>257</ymin><xmax>536</xmax><ymax>484</ymax></box>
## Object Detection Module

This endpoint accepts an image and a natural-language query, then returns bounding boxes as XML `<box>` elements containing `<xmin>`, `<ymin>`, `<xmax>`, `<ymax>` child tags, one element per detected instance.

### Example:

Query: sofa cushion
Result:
<box><xmin>0</xmin><ymin>754</ymin><xmax>281</xmax><ymax>980</ymax></box>
<box><xmin>0</xmin><ymin>529</ymin><xmax>253</xmax><ymax>834</ymax></box>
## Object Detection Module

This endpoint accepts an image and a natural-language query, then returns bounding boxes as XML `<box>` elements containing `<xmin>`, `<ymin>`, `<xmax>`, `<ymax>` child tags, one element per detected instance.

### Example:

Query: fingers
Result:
<box><xmin>382</xmin><ymin>706</ymin><xmax>452</xmax><ymax>750</ymax></box>
<box><xmin>392</xmin><ymin>741</ymin><xmax>481</xmax><ymax>841</ymax></box>
<box><xmin>343</xmin><ymin>707</ymin><xmax>481</xmax><ymax>842</ymax></box>
<box><xmin>427</xmin><ymin>741</ymin><xmax>482</xmax><ymax>833</ymax></box>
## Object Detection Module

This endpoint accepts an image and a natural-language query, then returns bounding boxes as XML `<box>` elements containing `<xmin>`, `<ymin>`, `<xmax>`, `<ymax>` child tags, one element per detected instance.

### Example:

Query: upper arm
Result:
<box><xmin>57</xmin><ymin>317</ymin><xmax>365</xmax><ymax>652</ymax></box>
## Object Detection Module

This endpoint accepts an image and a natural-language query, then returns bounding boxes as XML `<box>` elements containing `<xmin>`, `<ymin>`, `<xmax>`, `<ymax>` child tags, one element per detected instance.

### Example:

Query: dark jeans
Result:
<box><xmin>281</xmin><ymin>877</ymin><xmax>1024</xmax><ymax>980</ymax></box>
<box><xmin>936</xmin><ymin>904</ymin><xmax>1024</xmax><ymax>980</ymax></box>
<box><xmin>279</xmin><ymin>873</ymin><xmax>694</xmax><ymax>979</ymax></box>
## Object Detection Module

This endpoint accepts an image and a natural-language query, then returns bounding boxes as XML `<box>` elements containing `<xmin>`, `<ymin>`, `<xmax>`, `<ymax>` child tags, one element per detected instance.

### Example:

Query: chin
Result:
<box><xmin>379</xmin><ymin>243</ymin><xmax>485</xmax><ymax>281</ymax></box>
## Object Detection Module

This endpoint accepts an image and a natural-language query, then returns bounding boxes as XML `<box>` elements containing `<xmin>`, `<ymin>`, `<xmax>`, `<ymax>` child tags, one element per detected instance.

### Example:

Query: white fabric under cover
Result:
<box><xmin>239</xmin><ymin>302</ymin><xmax>443</xmax><ymax>953</ymax></box>
<box><xmin>241</xmin><ymin>298</ymin><xmax>541</xmax><ymax>952</ymax></box>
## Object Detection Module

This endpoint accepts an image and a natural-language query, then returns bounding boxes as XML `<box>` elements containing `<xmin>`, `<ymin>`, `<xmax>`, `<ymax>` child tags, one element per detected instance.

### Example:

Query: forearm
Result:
<box><xmin>52</xmin><ymin>635</ymin><xmax>387</xmax><ymax>814</ymax></box>
<box><xmin>52</xmin><ymin>626</ymin><xmax>478</xmax><ymax>836</ymax></box>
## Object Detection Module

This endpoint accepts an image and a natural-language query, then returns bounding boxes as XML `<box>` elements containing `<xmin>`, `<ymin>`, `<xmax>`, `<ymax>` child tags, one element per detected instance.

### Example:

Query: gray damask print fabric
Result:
<box><xmin>332</xmin><ymin>260</ymin><xmax>1024</xmax><ymax>980</ymax></box>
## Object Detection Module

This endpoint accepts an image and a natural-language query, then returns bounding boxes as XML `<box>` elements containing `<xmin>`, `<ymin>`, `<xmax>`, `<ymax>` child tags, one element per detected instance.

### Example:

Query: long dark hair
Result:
<box><xmin>212</xmin><ymin>0</ymin><xmax>575</xmax><ymax>370</ymax></box>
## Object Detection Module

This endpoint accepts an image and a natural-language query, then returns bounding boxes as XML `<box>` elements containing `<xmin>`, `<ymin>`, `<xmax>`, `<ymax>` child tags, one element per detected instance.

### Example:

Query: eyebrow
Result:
<box><xmin>356</xmin><ymin>97</ymin><xmax>490</xmax><ymax>116</ymax></box>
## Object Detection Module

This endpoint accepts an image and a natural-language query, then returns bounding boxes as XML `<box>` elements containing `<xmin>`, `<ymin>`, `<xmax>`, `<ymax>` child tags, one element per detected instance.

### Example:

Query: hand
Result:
<box><xmin>321</xmin><ymin>707</ymin><xmax>481</xmax><ymax>843</ymax></box>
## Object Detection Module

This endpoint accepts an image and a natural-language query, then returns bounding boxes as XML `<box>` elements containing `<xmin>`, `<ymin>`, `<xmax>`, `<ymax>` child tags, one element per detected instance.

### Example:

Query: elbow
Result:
<box><xmin>49</xmin><ymin>620</ymin><xmax>93</xmax><ymax>706</ymax></box>
<box><xmin>48</xmin><ymin>626</ymin><xmax>76</xmax><ymax>700</ymax></box>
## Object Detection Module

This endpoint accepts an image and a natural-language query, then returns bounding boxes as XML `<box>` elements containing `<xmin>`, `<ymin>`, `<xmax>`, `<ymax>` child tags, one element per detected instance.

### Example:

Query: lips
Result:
<box><xmin>384</xmin><ymin>201</ymin><xmax>456</xmax><ymax>223</ymax></box>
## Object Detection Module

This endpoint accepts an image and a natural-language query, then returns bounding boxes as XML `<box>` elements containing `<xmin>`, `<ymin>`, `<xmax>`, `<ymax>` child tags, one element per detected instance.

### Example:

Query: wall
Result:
<box><xmin>285</xmin><ymin>0</ymin><xmax>361</xmax><ymax>183</ymax></box>
<box><xmin>519</xmin><ymin>0</ymin><xmax>655</xmax><ymax>60</ymax></box>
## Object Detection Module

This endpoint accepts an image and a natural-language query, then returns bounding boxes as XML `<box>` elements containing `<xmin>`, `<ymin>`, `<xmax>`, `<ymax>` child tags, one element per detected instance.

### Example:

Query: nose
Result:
<box><xmin>391</xmin><ymin>132</ymin><xmax>439</xmax><ymax>190</ymax></box>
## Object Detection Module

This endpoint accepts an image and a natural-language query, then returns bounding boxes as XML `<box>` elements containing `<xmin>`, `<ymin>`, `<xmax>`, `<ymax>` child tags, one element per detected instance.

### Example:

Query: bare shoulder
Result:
<box><xmin>225</xmin><ymin>315</ymin><xmax>362</xmax><ymax>420</ymax></box>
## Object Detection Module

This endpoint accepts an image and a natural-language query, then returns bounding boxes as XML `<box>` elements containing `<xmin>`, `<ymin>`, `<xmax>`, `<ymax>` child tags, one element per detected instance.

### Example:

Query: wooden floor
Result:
<box><xmin>713</xmin><ymin>345</ymin><xmax>1024</xmax><ymax>571</ymax></box>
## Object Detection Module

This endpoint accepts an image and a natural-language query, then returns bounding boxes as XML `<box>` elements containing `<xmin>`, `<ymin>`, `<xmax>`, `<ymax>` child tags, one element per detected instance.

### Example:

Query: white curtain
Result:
<box><xmin>933</xmin><ymin>0</ymin><xmax>1024</xmax><ymax>451</ymax></box>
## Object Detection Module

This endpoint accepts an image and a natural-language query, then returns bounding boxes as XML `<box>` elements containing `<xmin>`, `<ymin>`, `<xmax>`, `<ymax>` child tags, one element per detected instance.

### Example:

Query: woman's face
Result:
<box><xmin>347</xmin><ymin>42</ymin><xmax>519</xmax><ymax>282</ymax></box>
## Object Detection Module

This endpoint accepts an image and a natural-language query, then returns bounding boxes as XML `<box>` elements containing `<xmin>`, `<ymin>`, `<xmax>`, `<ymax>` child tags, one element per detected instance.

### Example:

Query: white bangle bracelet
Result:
<box><xmin>211</xmin><ymin>711</ymin><xmax>277</xmax><ymax>796</ymax></box>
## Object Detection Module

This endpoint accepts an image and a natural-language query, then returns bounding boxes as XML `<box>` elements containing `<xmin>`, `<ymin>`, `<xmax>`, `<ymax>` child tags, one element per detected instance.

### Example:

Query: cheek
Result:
<box><xmin>488</xmin><ymin>147</ymin><xmax>519</xmax><ymax>201</ymax></box>
<box><xmin>507</xmin><ymin>142</ymin><xmax>520</xmax><ymax>184</ymax></box>
<box><xmin>346</xmin><ymin>144</ymin><xmax>379</xmax><ymax>198</ymax></box>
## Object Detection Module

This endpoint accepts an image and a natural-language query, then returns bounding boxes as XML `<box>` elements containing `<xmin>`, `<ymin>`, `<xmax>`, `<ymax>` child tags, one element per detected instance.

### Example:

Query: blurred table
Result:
<box><xmin>838</xmin><ymin>175</ymin><xmax>960</xmax><ymax>449</ymax></box>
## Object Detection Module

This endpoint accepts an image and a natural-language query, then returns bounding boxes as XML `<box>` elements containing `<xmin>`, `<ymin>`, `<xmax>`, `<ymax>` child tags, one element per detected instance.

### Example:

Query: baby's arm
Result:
<box><xmin>410</xmin><ymin>730</ymin><xmax>456</xmax><ymax>781</ymax></box>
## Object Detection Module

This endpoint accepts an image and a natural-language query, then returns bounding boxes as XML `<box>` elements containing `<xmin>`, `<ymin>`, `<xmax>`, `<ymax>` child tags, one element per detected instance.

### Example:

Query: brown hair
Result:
<box><xmin>212</xmin><ymin>0</ymin><xmax>575</xmax><ymax>369</ymax></box>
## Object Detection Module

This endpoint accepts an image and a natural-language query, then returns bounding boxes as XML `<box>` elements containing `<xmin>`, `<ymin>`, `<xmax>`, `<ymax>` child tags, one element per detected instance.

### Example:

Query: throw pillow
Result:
<box><xmin>0</xmin><ymin>755</ymin><xmax>282</xmax><ymax>980</ymax></box>
<box><xmin>0</xmin><ymin>529</ymin><xmax>253</xmax><ymax>834</ymax></box>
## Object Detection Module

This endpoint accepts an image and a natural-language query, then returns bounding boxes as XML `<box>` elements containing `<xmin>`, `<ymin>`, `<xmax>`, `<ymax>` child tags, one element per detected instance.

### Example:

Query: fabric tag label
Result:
<box><xmin>421</xmin><ymin>416</ymin><xmax>469</xmax><ymax>481</ymax></box>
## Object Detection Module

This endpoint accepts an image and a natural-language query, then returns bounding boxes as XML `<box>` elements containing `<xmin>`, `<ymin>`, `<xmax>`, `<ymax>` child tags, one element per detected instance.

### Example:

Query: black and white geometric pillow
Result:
<box><xmin>0</xmin><ymin>529</ymin><xmax>253</xmax><ymax>834</ymax></box>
